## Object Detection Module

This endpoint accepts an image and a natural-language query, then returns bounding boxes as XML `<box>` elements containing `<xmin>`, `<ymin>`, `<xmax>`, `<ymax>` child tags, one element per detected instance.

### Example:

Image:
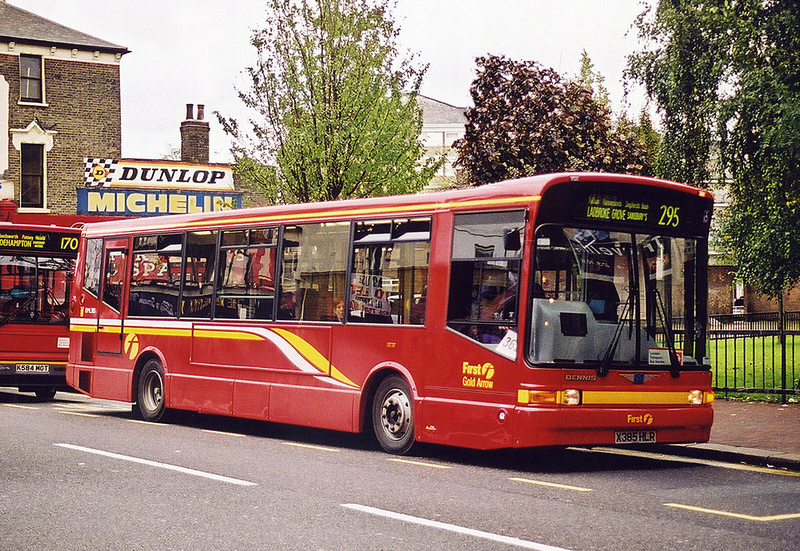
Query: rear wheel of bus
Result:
<box><xmin>137</xmin><ymin>359</ymin><xmax>166</xmax><ymax>422</ymax></box>
<box><xmin>372</xmin><ymin>375</ymin><xmax>415</xmax><ymax>454</ymax></box>
<box><xmin>34</xmin><ymin>387</ymin><xmax>57</xmax><ymax>401</ymax></box>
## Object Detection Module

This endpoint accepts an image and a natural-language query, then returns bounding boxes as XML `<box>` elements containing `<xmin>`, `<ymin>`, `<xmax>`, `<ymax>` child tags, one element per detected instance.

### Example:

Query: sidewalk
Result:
<box><xmin>663</xmin><ymin>399</ymin><xmax>800</xmax><ymax>470</ymax></box>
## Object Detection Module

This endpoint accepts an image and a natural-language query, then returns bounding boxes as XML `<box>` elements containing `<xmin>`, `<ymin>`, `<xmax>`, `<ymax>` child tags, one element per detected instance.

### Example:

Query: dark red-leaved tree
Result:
<box><xmin>455</xmin><ymin>55</ymin><xmax>651</xmax><ymax>185</ymax></box>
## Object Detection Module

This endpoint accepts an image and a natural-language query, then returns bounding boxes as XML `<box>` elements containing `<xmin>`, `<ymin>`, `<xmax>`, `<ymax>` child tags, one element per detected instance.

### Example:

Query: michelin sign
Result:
<box><xmin>77</xmin><ymin>158</ymin><xmax>242</xmax><ymax>216</ymax></box>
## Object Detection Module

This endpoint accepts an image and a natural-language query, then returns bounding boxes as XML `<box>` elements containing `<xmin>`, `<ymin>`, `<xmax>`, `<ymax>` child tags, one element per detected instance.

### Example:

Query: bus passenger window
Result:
<box><xmin>279</xmin><ymin>222</ymin><xmax>349</xmax><ymax>322</ymax></box>
<box><xmin>129</xmin><ymin>233</ymin><xmax>182</xmax><ymax>318</ymax></box>
<box><xmin>217</xmin><ymin>228</ymin><xmax>277</xmax><ymax>320</ymax></box>
<box><xmin>351</xmin><ymin>218</ymin><xmax>430</xmax><ymax>325</ymax></box>
<box><xmin>181</xmin><ymin>231</ymin><xmax>217</xmax><ymax>319</ymax></box>
<box><xmin>447</xmin><ymin>211</ymin><xmax>525</xmax><ymax>358</ymax></box>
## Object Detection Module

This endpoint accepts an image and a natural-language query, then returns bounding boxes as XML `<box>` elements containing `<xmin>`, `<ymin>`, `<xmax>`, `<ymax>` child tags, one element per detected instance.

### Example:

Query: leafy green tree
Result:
<box><xmin>218</xmin><ymin>0</ymin><xmax>441</xmax><ymax>203</ymax></box>
<box><xmin>626</xmin><ymin>0</ymin><xmax>727</xmax><ymax>187</ymax></box>
<box><xmin>715</xmin><ymin>0</ymin><xmax>800</xmax><ymax>300</ymax></box>
<box><xmin>628</xmin><ymin>0</ymin><xmax>800</xmax><ymax>301</ymax></box>
<box><xmin>579</xmin><ymin>50</ymin><xmax>609</xmax><ymax>107</ymax></box>
<box><xmin>455</xmin><ymin>55</ymin><xmax>650</xmax><ymax>186</ymax></box>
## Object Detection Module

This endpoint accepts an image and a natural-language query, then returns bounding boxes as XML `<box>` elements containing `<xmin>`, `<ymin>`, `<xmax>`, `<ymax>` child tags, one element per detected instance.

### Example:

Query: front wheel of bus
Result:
<box><xmin>137</xmin><ymin>360</ymin><xmax>166</xmax><ymax>422</ymax></box>
<box><xmin>372</xmin><ymin>375</ymin><xmax>415</xmax><ymax>455</ymax></box>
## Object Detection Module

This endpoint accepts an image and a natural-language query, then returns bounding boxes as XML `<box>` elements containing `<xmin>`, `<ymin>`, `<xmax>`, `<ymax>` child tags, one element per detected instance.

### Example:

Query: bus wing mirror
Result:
<box><xmin>504</xmin><ymin>229</ymin><xmax>521</xmax><ymax>252</ymax></box>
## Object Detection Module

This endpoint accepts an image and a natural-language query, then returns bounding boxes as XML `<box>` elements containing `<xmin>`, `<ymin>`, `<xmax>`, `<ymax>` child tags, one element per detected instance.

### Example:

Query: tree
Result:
<box><xmin>715</xmin><ymin>0</ymin><xmax>800</xmax><ymax>300</ymax></box>
<box><xmin>579</xmin><ymin>50</ymin><xmax>609</xmax><ymax>107</ymax></box>
<box><xmin>628</xmin><ymin>0</ymin><xmax>800</xmax><ymax>301</ymax></box>
<box><xmin>218</xmin><ymin>0</ymin><xmax>441</xmax><ymax>203</ymax></box>
<box><xmin>455</xmin><ymin>56</ymin><xmax>650</xmax><ymax>186</ymax></box>
<box><xmin>626</xmin><ymin>1</ymin><xmax>727</xmax><ymax>187</ymax></box>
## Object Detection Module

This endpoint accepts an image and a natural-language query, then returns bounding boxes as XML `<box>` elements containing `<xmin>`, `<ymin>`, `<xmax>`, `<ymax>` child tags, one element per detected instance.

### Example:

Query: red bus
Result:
<box><xmin>66</xmin><ymin>173</ymin><xmax>715</xmax><ymax>453</ymax></box>
<box><xmin>1</xmin><ymin>223</ymin><xmax>80</xmax><ymax>399</ymax></box>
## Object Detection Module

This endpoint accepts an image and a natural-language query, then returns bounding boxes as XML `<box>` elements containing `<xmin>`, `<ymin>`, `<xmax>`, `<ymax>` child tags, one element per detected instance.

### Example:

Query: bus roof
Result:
<box><xmin>79</xmin><ymin>172</ymin><xmax>711</xmax><ymax>237</ymax></box>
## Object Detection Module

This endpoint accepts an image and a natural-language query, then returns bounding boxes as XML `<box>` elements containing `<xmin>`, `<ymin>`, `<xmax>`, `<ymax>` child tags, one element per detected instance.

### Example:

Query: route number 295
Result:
<box><xmin>658</xmin><ymin>205</ymin><xmax>680</xmax><ymax>227</ymax></box>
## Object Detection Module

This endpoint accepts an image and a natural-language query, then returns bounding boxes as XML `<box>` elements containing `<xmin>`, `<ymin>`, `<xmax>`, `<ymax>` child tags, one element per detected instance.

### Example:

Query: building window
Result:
<box><xmin>20</xmin><ymin>55</ymin><xmax>43</xmax><ymax>103</ymax></box>
<box><xmin>20</xmin><ymin>143</ymin><xmax>44</xmax><ymax>208</ymax></box>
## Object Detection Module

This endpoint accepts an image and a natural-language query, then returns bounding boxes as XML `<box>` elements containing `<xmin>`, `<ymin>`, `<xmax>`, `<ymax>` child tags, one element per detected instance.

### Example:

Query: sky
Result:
<box><xmin>13</xmin><ymin>0</ymin><xmax>653</xmax><ymax>162</ymax></box>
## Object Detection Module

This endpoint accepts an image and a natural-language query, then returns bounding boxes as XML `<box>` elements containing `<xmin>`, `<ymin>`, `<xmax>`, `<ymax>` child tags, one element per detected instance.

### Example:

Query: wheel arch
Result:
<box><xmin>130</xmin><ymin>348</ymin><xmax>167</xmax><ymax>404</ymax></box>
<box><xmin>358</xmin><ymin>362</ymin><xmax>417</xmax><ymax>434</ymax></box>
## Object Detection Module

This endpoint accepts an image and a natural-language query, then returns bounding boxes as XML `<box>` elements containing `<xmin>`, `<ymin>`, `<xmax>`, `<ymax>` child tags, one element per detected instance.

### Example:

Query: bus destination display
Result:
<box><xmin>584</xmin><ymin>193</ymin><xmax>681</xmax><ymax>228</ymax></box>
<box><xmin>0</xmin><ymin>230</ymin><xmax>79</xmax><ymax>254</ymax></box>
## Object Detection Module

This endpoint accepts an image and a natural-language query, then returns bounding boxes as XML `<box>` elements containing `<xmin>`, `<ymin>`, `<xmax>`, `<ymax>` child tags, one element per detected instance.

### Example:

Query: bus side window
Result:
<box><xmin>351</xmin><ymin>219</ymin><xmax>431</xmax><ymax>325</ymax></box>
<box><xmin>279</xmin><ymin>222</ymin><xmax>349</xmax><ymax>322</ymax></box>
<box><xmin>181</xmin><ymin>231</ymin><xmax>217</xmax><ymax>319</ymax></box>
<box><xmin>447</xmin><ymin>211</ymin><xmax>525</xmax><ymax>355</ymax></box>
<box><xmin>129</xmin><ymin>233</ymin><xmax>182</xmax><ymax>318</ymax></box>
<box><xmin>216</xmin><ymin>228</ymin><xmax>278</xmax><ymax>320</ymax></box>
<box><xmin>83</xmin><ymin>238</ymin><xmax>103</xmax><ymax>298</ymax></box>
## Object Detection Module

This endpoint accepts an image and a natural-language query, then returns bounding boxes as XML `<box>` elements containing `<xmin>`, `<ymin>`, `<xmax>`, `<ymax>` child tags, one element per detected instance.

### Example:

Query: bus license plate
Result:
<box><xmin>16</xmin><ymin>364</ymin><xmax>50</xmax><ymax>373</ymax></box>
<box><xmin>615</xmin><ymin>431</ymin><xmax>656</xmax><ymax>444</ymax></box>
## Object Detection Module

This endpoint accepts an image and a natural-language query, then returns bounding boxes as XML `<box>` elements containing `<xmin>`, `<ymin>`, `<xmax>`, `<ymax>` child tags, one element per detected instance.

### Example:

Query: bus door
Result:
<box><xmin>96</xmin><ymin>238</ymin><xmax>129</xmax><ymax>355</ymax></box>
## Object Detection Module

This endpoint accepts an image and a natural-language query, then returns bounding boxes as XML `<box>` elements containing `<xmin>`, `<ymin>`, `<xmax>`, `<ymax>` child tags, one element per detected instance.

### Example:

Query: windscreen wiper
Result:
<box><xmin>654</xmin><ymin>289</ymin><xmax>681</xmax><ymax>378</ymax></box>
<box><xmin>596</xmin><ymin>294</ymin><xmax>632</xmax><ymax>377</ymax></box>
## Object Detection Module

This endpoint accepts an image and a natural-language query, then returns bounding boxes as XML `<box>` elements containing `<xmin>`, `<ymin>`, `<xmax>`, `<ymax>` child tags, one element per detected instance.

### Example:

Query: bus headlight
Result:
<box><xmin>688</xmin><ymin>390</ymin><xmax>713</xmax><ymax>405</ymax></box>
<box><xmin>561</xmin><ymin>389</ymin><xmax>582</xmax><ymax>406</ymax></box>
<box><xmin>517</xmin><ymin>389</ymin><xmax>582</xmax><ymax>406</ymax></box>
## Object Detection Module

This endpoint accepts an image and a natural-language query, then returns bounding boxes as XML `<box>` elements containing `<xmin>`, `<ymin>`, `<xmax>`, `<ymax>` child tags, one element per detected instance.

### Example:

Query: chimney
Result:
<box><xmin>181</xmin><ymin>103</ymin><xmax>210</xmax><ymax>164</ymax></box>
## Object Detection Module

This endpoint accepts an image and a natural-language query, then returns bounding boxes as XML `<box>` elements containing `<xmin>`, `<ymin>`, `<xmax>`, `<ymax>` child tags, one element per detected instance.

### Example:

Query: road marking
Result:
<box><xmin>202</xmin><ymin>429</ymin><xmax>246</xmax><ymax>438</ymax></box>
<box><xmin>126</xmin><ymin>419</ymin><xmax>167</xmax><ymax>426</ymax></box>
<box><xmin>577</xmin><ymin>447</ymin><xmax>800</xmax><ymax>477</ymax></box>
<box><xmin>54</xmin><ymin>443</ymin><xmax>257</xmax><ymax>487</ymax></box>
<box><xmin>3</xmin><ymin>404</ymin><xmax>38</xmax><ymax>410</ymax></box>
<box><xmin>387</xmin><ymin>458</ymin><xmax>452</xmax><ymax>469</ymax></box>
<box><xmin>341</xmin><ymin>504</ymin><xmax>570</xmax><ymax>550</ymax></box>
<box><xmin>665</xmin><ymin>503</ymin><xmax>800</xmax><ymax>522</ymax></box>
<box><xmin>510</xmin><ymin>477</ymin><xmax>593</xmax><ymax>492</ymax></box>
<box><xmin>282</xmin><ymin>442</ymin><xmax>340</xmax><ymax>452</ymax></box>
<box><xmin>54</xmin><ymin>402</ymin><xmax>130</xmax><ymax>413</ymax></box>
<box><xmin>58</xmin><ymin>411</ymin><xmax>100</xmax><ymax>418</ymax></box>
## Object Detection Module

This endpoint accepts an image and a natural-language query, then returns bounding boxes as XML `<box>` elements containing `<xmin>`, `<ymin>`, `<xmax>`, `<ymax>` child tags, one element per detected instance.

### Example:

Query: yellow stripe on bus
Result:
<box><xmin>582</xmin><ymin>391</ymin><xmax>693</xmax><ymax>405</ymax></box>
<box><xmin>272</xmin><ymin>328</ymin><xmax>359</xmax><ymax>388</ymax></box>
<box><xmin>192</xmin><ymin>329</ymin><xmax>262</xmax><ymax>341</ymax></box>
<box><xmin>272</xmin><ymin>328</ymin><xmax>331</xmax><ymax>375</ymax></box>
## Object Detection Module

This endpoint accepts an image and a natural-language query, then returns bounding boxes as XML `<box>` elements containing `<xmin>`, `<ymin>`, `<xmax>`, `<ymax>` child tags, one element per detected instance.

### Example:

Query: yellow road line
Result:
<box><xmin>582</xmin><ymin>447</ymin><xmax>800</xmax><ymax>477</ymax></box>
<box><xmin>58</xmin><ymin>411</ymin><xmax>99</xmax><ymax>418</ymax></box>
<box><xmin>510</xmin><ymin>477</ymin><xmax>593</xmax><ymax>492</ymax></box>
<box><xmin>665</xmin><ymin>503</ymin><xmax>800</xmax><ymax>522</ymax></box>
<box><xmin>3</xmin><ymin>404</ymin><xmax>38</xmax><ymax>410</ymax></box>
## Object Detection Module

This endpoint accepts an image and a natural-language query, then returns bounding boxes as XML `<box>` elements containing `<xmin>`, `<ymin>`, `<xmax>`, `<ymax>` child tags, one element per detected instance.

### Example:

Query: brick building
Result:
<box><xmin>0</xmin><ymin>0</ymin><xmax>128</xmax><ymax>217</ymax></box>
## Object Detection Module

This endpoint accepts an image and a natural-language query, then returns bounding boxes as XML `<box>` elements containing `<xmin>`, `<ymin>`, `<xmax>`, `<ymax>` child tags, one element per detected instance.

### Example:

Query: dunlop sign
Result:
<box><xmin>80</xmin><ymin>158</ymin><xmax>241</xmax><ymax>216</ymax></box>
<box><xmin>84</xmin><ymin>158</ymin><xmax>235</xmax><ymax>191</ymax></box>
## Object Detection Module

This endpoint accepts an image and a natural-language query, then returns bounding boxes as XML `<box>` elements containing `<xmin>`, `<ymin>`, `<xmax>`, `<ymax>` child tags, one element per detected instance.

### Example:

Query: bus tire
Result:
<box><xmin>34</xmin><ymin>387</ymin><xmax>57</xmax><ymax>401</ymax></box>
<box><xmin>372</xmin><ymin>375</ymin><xmax>415</xmax><ymax>455</ymax></box>
<box><xmin>137</xmin><ymin>359</ymin><xmax>166</xmax><ymax>422</ymax></box>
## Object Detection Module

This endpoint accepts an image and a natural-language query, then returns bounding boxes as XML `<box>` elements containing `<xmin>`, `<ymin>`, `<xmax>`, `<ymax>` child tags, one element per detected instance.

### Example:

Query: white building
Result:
<box><xmin>417</xmin><ymin>95</ymin><xmax>467</xmax><ymax>187</ymax></box>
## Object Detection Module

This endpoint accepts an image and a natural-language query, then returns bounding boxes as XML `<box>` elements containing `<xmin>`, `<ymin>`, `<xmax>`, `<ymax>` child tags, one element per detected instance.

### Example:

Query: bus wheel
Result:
<box><xmin>137</xmin><ymin>360</ymin><xmax>166</xmax><ymax>422</ymax></box>
<box><xmin>34</xmin><ymin>388</ymin><xmax>57</xmax><ymax>401</ymax></box>
<box><xmin>372</xmin><ymin>375</ymin><xmax>415</xmax><ymax>454</ymax></box>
